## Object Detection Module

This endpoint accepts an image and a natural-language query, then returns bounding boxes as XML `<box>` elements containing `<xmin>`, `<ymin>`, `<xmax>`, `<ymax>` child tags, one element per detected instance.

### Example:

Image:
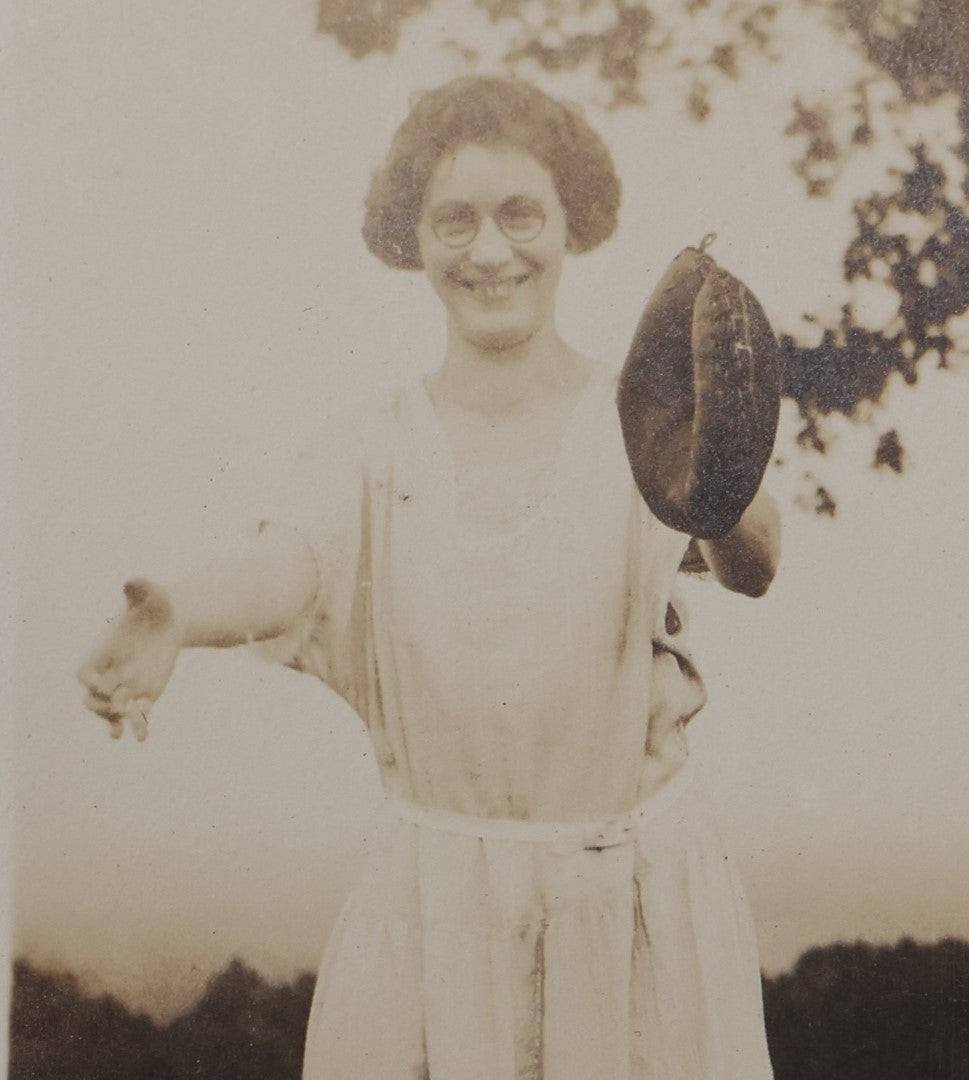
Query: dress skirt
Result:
<box><xmin>301</xmin><ymin>763</ymin><xmax>774</xmax><ymax>1080</ymax></box>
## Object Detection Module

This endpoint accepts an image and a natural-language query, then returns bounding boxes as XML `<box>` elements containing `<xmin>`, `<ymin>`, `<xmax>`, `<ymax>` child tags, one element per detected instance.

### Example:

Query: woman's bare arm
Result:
<box><xmin>696</xmin><ymin>489</ymin><xmax>781</xmax><ymax>598</ymax></box>
<box><xmin>168</xmin><ymin>521</ymin><xmax>319</xmax><ymax>648</ymax></box>
<box><xmin>77</xmin><ymin>521</ymin><xmax>318</xmax><ymax>738</ymax></box>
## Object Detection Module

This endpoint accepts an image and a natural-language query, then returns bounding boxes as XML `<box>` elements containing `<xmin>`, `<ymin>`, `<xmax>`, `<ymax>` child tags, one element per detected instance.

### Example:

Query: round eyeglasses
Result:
<box><xmin>430</xmin><ymin>197</ymin><xmax>547</xmax><ymax>248</ymax></box>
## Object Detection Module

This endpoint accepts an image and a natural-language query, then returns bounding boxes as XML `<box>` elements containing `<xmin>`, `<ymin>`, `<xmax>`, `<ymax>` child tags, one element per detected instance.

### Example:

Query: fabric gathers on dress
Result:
<box><xmin>264</xmin><ymin>368</ymin><xmax>774</xmax><ymax>1079</ymax></box>
<box><xmin>302</xmin><ymin>764</ymin><xmax>771</xmax><ymax>1080</ymax></box>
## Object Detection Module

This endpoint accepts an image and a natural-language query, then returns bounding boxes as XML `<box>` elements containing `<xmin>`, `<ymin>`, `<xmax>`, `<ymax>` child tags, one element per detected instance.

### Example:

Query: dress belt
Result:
<box><xmin>385</xmin><ymin>761</ymin><xmax>693</xmax><ymax>852</ymax></box>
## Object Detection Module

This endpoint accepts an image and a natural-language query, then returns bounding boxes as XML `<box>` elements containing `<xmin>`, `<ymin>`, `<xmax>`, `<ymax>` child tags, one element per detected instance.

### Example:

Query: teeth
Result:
<box><xmin>479</xmin><ymin>282</ymin><xmax>511</xmax><ymax>298</ymax></box>
<box><xmin>462</xmin><ymin>276</ymin><xmax>529</xmax><ymax>298</ymax></box>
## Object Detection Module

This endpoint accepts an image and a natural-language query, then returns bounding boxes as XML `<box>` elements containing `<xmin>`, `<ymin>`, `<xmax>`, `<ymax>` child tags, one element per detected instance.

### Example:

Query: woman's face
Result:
<box><xmin>416</xmin><ymin>142</ymin><xmax>570</xmax><ymax>353</ymax></box>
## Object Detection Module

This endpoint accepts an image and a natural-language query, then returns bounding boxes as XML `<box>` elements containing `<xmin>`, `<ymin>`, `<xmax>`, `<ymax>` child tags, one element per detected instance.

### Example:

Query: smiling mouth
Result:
<box><xmin>454</xmin><ymin>273</ymin><xmax>532</xmax><ymax>299</ymax></box>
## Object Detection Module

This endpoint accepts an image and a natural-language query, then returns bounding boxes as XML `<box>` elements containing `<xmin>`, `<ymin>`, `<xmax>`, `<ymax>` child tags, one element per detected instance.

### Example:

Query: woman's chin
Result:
<box><xmin>462</xmin><ymin>318</ymin><xmax>538</xmax><ymax>355</ymax></box>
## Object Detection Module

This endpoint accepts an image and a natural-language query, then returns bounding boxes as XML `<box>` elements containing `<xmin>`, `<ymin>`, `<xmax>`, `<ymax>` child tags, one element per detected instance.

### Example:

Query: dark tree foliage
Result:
<box><xmin>316</xmin><ymin>0</ymin><xmax>432</xmax><ymax>58</ymax></box>
<box><xmin>501</xmin><ymin>4</ymin><xmax>655</xmax><ymax>107</ymax></box>
<box><xmin>779</xmin><ymin>140</ymin><xmax>969</xmax><ymax>473</ymax></box>
<box><xmin>839</xmin><ymin>0</ymin><xmax>969</xmax><ymax>118</ymax></box>
<box><xmin>875</xmin><ymin>428</ymin><xmax>904</xmax><ymax>471</ymax></box>
<box><xmin>10</xmin><ymin>941</ymin><xmax>969</xmax><ymax>1077</ymax></box>
<box><xmin>9</xmin><ymin>962</ymin><xmax>169</xmax><ymax>1080</ymax></box>
<box><xmin>781</xmin><ymin>1</ymin><xmax>969</xmax><ymax>477</ymax></box>
<box><xmin>9</xmin><ymin>958</ymin><xmax>314</xmax><ymax>1080</ymax></box>
<box><xmin>316</xmin><ymin>0</ymin><xmax>969</xmax><ymax>506</ymax></box>
<box><xmin>318</xmin><ymin>0</ymin><xmax>781</xmax><ymax>108</ymax></box>
<box><xmin>762</xmin><ymin>938</ymin><xmax>969</xmax><ymax>1079</ymax></box>
<box><xmin>165</xmin><ymin>960</ymin><xmax>314</xmax><ymax>1080</ymax></box>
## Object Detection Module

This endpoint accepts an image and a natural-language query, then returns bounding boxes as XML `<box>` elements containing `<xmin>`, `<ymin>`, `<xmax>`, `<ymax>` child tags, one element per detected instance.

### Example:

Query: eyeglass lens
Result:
<box><xmin>431</xmin><ymin>197</ymin><xmax>546</xmax><ymax>248</ymax></box>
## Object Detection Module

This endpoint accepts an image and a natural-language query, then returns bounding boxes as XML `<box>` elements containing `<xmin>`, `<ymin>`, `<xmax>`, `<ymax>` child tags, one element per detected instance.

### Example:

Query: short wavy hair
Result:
<box><xmin>363</xmin><ymin>76</ymin><xmax>621</xmax><ymax>270</ymax></box>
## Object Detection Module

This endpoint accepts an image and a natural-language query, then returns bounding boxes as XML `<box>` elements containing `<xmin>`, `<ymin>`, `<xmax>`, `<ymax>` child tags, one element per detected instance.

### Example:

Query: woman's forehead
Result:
<box><xmin>425</xmin><ymin>142</ymin><xmax>559</xmax><ymax>203</ymax></box>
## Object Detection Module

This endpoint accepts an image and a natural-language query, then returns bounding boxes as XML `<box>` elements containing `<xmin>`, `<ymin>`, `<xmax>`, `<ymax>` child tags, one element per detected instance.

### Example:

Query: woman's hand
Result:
<box><xmin>696</xmin><ymin>488</ymin><xmax>781</xmax><ymax>598</ymax></box>
<box><xmin>76</xmin><ymin>579</ymin><xmax>183</xmax><ymax>741</ymax></box>
<box><xmin>75</xmin><ymin>524</ymin><xmax>320</xmax><ymax>740</ymax></box>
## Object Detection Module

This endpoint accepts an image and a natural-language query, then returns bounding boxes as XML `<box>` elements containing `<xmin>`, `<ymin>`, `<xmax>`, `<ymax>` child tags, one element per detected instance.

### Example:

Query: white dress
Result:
<box><xmin>268</xmin><ymin>368</ymin><xmax>774</xmax><ymax>1079</ymax></box>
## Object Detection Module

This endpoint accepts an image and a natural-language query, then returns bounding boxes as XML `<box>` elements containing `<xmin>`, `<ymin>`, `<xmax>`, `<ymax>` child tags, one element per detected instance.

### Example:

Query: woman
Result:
<box><xmin>79</xmin><ymin>76</ymin><xmax>779</xmax><ymax>1079</ymax></box>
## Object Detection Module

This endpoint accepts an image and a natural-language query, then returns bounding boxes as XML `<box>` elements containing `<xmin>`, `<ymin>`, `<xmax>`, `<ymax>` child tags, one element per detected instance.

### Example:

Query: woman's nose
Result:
<box><xmin>468</xmin><ymin>215</ymin><xmax>513</xmax><ymax>268</ymax></box>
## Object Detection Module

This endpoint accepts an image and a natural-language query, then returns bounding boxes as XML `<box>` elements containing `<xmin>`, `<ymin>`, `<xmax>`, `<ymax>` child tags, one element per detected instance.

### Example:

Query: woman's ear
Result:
<box><xmin>565</xmin><ymin>231</ymin><xmax>582</xmax><ymax>254</ymax></box>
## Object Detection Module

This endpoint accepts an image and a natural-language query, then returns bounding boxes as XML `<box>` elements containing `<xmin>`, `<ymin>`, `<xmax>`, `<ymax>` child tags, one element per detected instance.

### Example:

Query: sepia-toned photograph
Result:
<box><xmin>9</xmin><ymin>1</ymin><xmax>969</xmax><ymax>1077</ymax></box>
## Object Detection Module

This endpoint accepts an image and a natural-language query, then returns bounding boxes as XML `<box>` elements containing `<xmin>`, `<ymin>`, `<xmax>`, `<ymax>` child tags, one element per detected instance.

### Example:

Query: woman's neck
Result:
<box><xmin>430</xmin><ymin>324</ymin><xmax>591</xmax><ymax>419</ymax></box>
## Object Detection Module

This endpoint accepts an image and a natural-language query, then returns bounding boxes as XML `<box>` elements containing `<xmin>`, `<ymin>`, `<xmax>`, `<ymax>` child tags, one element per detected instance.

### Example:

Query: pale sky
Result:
<box><xmin>10</xmin><ymin>0</ymin><xmax>969</xmax><ymax>1022</ymax></box>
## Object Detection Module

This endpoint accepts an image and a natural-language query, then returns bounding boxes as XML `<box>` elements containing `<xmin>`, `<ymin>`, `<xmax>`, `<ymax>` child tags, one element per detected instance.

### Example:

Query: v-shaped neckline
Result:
<box><xmin>406</xmin><ymin>368</ymin><xmax>612</xmax><ymax>540</ymax></box>
<box><xmin>414</xmin><ymin>365</ymin><xmax>610</xmax><ymax>486</ymax></box>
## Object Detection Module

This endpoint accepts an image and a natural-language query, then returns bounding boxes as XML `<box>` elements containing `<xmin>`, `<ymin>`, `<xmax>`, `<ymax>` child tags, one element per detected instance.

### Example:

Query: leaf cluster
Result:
<box><xmin>781</xmin><ymin>142</ymin><xmax>969</xmax><ymax>489</ymax></box>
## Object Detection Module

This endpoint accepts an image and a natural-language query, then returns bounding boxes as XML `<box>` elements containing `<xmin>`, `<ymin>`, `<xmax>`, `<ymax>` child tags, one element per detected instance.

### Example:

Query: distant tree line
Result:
<box><xmin>9</xmin><ymin>959</ymin><xmax>314</xmax><ymax>1080</ymax></box>
<box><xmin>9</xmin><ymin>937</ymin><xmax>969</xmax><ymax>1078</ymax></box>
<box><xmin>764</xmin><ymin>938</ymin><xmax>969</xmax><ymax>1079</ymax></box>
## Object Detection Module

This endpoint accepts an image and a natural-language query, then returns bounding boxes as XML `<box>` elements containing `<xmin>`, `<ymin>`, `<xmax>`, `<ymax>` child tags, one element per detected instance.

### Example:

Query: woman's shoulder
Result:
<box><xmin>584</xmin><ymin>357</ymin><xmax>619</xmax><ymax>385</ymax></box>
<box><xmin>291</xmin><ymin>384</ymin><xmax>414</xmax><ymax>466</ymax></box>
<box><xmin>567</xmin><ymin>351</ymin><xmax>618</xmax><ymax>394</ymax></box>
<box><xmin>574</xmin><ymin>359</ymin><xmax>622</xmax><ymax>429</ymax></box>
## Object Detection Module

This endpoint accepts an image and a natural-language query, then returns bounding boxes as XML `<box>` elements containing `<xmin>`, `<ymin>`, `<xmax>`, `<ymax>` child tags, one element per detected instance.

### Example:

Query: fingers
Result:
<box><xmin>78</xmin><ymin>660</ymin><xmax>134</xmax><ymax>701</ymax></box>
<box><xmin>76</xmin><ymin>647</ymin><xmax>131</xmax><ymax>689</ymax></box>
<box><xmin>112</xmin><ymin>683</ymin><xmax>133</xmax><ymax>711</ymax></box>
<box><xmin>127</xmin><ymin>700</ymin><xmax>151</xmax><ymax>743</ymax></box>
<box><xmin>84</xmin><ymin>688</ymin><xmax>121</xmax><ymax>721</ymax></box>
<box><xmin>77</xmin><ymin>580</ymin><xmax>175</xmax><ymax>740</ymax></box>
<box><xmin>76</xmin><ymin>661</ymin><xmax>110</xmax><ymax>696</ymax></box>
<box><xmin>82</xmin><ymin>684</ymin><xmax>153</xmax><ymax>741</ymax></box>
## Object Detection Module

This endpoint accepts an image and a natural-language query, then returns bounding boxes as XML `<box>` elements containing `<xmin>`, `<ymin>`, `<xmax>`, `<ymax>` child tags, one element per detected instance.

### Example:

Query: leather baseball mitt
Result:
<box><xmin>617</xmin><ymin>238</ymin><xmax>781</xmax><ymax>539</ymax></box>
